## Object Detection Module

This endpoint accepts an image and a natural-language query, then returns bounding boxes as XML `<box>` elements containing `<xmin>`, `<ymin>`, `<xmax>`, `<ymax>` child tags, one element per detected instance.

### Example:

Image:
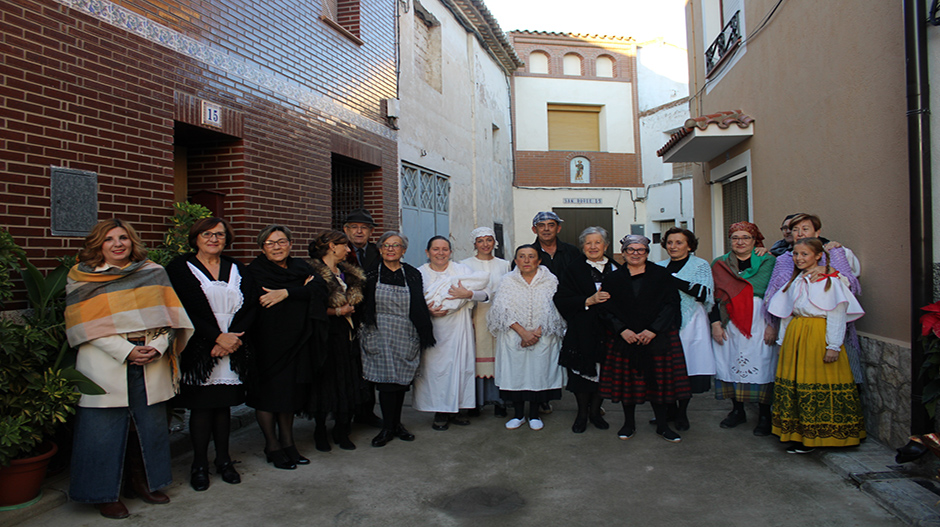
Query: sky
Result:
<box><xmin>482</xmin><ymin>0</ymin><xmax>688</xmax><ymax>47</ymax></box>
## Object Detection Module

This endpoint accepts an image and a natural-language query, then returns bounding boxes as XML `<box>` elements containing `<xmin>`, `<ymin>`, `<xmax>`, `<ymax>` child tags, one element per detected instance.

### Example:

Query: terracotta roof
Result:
<box><xmin>509</xmin><ymin>30</ymin><xmax>635</xmax><ymax>42</ymax></box>
<box><xmin>657</xmin><ymin>110</ymin><xmax>754</xmax><ymax>157</ymax></box>
<box><xmin>447</xmin><ymin>0</ymin><xmax>525</xmax><ymax>73</ymax></box>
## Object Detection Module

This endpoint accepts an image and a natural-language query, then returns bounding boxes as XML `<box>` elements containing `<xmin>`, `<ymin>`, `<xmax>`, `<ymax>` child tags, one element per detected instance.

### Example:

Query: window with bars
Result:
<box><xmin>331</xmin><ymin>155</ymin><xmax>365</xmax><ymax>230</ymax></box>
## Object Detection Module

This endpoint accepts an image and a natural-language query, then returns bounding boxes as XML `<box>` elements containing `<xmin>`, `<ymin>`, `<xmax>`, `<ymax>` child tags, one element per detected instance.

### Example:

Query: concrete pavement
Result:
<box><xmin>1</xmin><ymin>395</ymin><xmax>932</xmax><ymax>526</ymax></box>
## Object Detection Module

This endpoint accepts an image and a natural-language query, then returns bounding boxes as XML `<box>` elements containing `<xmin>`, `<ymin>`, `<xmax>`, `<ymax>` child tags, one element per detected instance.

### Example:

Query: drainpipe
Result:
<box><xmin>904</xmin><ymin>0</ymin><xmax>934</xmax><ymax>436</ymax></box>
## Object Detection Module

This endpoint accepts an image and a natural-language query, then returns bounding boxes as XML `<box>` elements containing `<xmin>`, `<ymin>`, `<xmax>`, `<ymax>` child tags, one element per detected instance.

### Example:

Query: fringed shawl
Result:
<box><xmin>65</xmin><ymin>260</ymin><xmax>193</xmax><ymax>388</ymax></box>
<box><xmin>658</xmin><ymin>255</ymin><xmax>714</xmax><ymax>330</ymax></box>
<box><xmin>711</xmin><ymin>251</ymin><xmax>775</xmax><ymax>338</ymax></box>
<box><xmin>488</xmin><ymin>266</ymin><xmax>566</xmax><ymax>338</ymax></box>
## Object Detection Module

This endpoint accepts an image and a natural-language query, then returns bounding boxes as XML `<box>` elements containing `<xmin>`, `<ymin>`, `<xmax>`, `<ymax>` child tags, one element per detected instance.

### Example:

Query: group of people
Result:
<box><xmin>61</xmin><ymin>209</ymin><xmax>867</xmax><ymax>520</ymax></box>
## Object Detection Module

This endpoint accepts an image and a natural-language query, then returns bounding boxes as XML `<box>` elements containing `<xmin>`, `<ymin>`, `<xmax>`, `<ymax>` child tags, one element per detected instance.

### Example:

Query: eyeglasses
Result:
<box><xmin>780</xmin><ymin>226</ymin><xmax>791</xmax><ymax>232</ymax></box>
<box><xmin>263</xmin><ymin>239</ymin><xmax>290</xmax><ymax>248</ymax></box>
<box><xmin>381</xmin><ymin>243</ymin><xmax>403</xmax><ymax>250</ymax></box>
<box><xmin>730</xmin><ymin>236</ymin><xmax>754</xmax><ymax>242</ymax></box>
<box><xmin>200</xmin><ymin>231</ymin><xmax>226</xmax><ymax>240</ymax></box>
<box><xmin>624</xmin><ymin>247</ymin><xmax>648</xmax><ymax>254</ymax></box>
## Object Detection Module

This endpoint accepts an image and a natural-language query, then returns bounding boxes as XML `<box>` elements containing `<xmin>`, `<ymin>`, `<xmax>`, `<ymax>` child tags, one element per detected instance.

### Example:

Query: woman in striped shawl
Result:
<box><xmin>65</xmin><ymin>219</ymin><xmax>193</xmax><ymax>519</ymax></box>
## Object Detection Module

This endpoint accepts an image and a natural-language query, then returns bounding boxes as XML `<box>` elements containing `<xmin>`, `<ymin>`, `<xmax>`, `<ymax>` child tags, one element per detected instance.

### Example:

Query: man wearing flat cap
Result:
<box><xmin>342</xmin><ymin>209</ymin><xmax>383</xmax><ymax>427</ymax></box>
<box><xmin>517</xmin><ymin>211</ymin><xmax>581</xmax><ymax>278</ymax></box>
<box><xmin>344</xmin><ymin>209</ymin><xmax>380</xmax><ymax>271</ymax></box>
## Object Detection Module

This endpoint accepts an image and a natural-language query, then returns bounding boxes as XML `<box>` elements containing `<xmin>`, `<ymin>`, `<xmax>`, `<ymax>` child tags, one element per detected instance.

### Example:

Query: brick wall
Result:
<box><xmin>509</xmin><ymin>32</ymin><xmax>636</xmax><ymax>81</ymax></box>
<box><xmin>0</xmin><ymin>0</ymin><xmax>398</xmax><ymax>306</ymax></box>
<box><xmin>514</xmin><ymin>151</ymin><xmax>641</xmax><ymax>187</ymax></box>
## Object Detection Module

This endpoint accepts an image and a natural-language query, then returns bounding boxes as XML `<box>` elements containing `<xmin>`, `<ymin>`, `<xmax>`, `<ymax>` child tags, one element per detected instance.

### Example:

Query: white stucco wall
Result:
<box><xmin>639</xmin><ymin>104</ymin><xmax>689</xmax><ymax>186</ymax></box>
<box><xmin>397</xmin><ymin>0</ymin><xmax>516</xmax><ymax>262</ymax></box>
<box><xmin>929</xmin><ymin>26</ymin><xmax>940</xmax><ymax>265</ymax></box>
<box><xmin>514</xmin><ymin>77</ymin><xmax>635</xmax><ymax>153</ymax></box>
<box><xmin>512</xmin><ymin>187</ymin><xmax>647</xmax><ymax>254</ymax></box>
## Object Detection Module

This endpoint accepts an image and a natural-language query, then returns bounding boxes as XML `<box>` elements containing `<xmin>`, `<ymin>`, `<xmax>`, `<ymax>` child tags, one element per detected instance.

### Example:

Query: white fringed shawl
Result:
<box><xmin>487</xmin><ymin>266</ymin><xmax>566</xmax><ymax>338</ymax></box>
<box><xmin>657</xmin><ymin>255</ymin><xmax>714</xmax><ymax>330</ymax></box>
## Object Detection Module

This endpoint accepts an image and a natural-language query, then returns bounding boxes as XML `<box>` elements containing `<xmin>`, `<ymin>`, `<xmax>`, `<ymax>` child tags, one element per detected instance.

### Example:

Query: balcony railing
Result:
<box><xmin>705</xmin><ymin>11</ymin><xmax>741</xmax><ymax>78</ymax></box>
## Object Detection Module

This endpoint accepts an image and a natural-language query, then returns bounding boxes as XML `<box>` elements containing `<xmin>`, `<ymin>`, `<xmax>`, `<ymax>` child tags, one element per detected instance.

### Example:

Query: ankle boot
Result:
<box><xmin>123</xmin><ymin>432</ymin><xmax>169</xmax><ymax>504</ymax></box>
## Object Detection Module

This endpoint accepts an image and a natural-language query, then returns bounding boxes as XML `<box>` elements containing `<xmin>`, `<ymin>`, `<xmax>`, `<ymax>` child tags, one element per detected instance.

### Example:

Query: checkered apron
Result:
<box><xmin>360</xmin><ymin>273</ymin><xmax>421</xmax><ymax>384</ymax></box>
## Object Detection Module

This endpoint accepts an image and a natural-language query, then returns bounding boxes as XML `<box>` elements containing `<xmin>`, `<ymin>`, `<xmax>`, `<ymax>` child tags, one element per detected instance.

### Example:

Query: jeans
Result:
<box><xmin>69</xmin><ymin>365</ymin><xmax>172</xmax><ymax>503</ymax></box>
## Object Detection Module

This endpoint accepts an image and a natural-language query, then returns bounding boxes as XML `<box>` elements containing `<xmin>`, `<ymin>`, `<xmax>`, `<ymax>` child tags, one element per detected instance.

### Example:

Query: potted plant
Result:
<box><xmin>0</xmin><ymin>229</ymin><xmax>102</xmax><ymax>508</ymax></box>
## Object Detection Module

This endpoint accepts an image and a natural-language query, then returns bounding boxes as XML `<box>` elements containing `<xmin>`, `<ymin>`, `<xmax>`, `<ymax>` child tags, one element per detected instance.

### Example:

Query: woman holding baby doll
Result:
<box><xmin>412</xmin><ymin>236</ymin><xmax>489</xmax><ymax>430</ymax></box>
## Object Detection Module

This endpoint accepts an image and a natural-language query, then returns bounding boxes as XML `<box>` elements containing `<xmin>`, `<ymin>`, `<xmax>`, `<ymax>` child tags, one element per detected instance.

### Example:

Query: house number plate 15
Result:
<box><xmin>202</xmin><ymin>101</ymin><xmax>222</xmax><ymax>127</ymax></box>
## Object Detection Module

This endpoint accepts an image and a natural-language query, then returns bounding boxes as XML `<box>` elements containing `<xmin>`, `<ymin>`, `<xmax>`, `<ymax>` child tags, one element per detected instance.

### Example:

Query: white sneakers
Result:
<box><xmin>505</xmin><ymin>417</ymin><xmax>526</xmax><ymax>429</ymax></box>
<box><xmin>505</xmin><ymin>417</ymin><xmax>545</xmax><ymax>430</ymax></box>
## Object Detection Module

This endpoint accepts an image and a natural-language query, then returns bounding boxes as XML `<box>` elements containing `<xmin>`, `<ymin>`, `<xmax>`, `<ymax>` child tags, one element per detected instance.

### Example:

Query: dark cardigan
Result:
<box><xmin>165</xmin><ymin>253</ymin><xmax>258</xmax><ymax>385</ymax></box>
<box><xmin>360</xmin><ymin>261</ymin><xmax>436</xmax><ymax>351</ymax></box>
<box><xmin>553</xmin><ymin>258</ymin><xmax>617</xmax><ymax>376</ymax></box>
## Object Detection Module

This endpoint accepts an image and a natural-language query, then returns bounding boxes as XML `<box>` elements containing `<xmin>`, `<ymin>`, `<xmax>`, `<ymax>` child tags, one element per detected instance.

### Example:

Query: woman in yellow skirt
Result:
<box><xmin>767</xmin><ymin>238</ymin><xmax>865</xmax><ymax>453</ymax></box>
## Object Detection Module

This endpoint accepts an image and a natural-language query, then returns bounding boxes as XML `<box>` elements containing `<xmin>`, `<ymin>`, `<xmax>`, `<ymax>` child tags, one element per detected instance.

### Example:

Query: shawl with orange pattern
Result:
<box><xmin>65</xmin><ymin>260</ymin><xmax>193</xmax><ymax>386</ymax></box>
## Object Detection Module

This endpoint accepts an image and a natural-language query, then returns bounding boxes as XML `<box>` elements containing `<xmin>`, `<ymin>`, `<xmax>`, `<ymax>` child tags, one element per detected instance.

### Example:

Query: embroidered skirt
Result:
<box><xmin>772</xmin><ymin>317</ymin><xmax>865</xmax><ymax>447</ymax></box>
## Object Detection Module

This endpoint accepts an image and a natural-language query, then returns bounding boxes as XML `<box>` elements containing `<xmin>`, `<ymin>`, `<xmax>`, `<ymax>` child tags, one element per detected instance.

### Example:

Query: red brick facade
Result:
<box><xmin>514</xmin><ymin>151</ymin><xmax>641</xmax><ymax>187</ymax></box>
<box><xmin>0</xmin><ymin>0</ymin><xmax>398</xmax><ymax>303</ymax></box>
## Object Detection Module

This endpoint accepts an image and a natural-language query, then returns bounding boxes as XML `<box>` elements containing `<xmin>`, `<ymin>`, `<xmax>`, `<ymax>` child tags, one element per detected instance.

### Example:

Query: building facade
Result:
<box><xmin>396</xmin><ymin>0</ymin><xmax>521</xmax><ymax>265</ymax></box>
<box><xmin>663</xmin><ymin>0</ymin><xmax>912</xmax><ymax>445</ymax></box>
<box><xmin>1</xmin><ymin>0</ymin><xmax>400</xmax><ymax>290</ymax></box>
<box><xmin>508</xmin><ymin>31</ymin><xmax>644</xmax><ymax>253</ymax></box>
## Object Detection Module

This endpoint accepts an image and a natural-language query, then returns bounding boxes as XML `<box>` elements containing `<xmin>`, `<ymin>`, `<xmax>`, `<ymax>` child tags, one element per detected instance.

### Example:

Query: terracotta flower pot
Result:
<box><xmin>0</xmin><ymin>442</ymin><xmax>58</xmax><ymax>508</ymax></box>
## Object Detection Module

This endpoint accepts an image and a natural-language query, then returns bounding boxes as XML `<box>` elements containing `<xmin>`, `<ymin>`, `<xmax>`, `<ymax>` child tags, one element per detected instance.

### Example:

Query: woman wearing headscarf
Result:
<box><xmin>247</xmin><ymin>225</ymin><xmax>327</xmax><ymax>470</ymax></box>
<box><xmin>654</xmin><ymin>227</ymin><xmax>714</xmax><ymax>431</ymax></box>
<box><xmin>459</xmin><ymin>227</ymin><xmax>510</xmax><ymax>417</ymax></box>
<box><xmin>553</xmin><ymin>226</ymin><xmax>617</xmax><ymax>433</ymax></box>
<box><xmin>598</xmin><ymin>235</ymin><xmax>689</xmax><ymax>443</ymax></box>
<box><xmin>166</xmin><ymin>218</ymin><xmax>257</xmax><ymax>491</ymax></box>
<box><xmin>710</xmin><ymin>221</ymin><xmax>777</xmax><ymax>436</ymax></box>
<box><xmin>65</xmin><ymin>219</ymin><xmax>192</xmax><ymax>519</ymax></box>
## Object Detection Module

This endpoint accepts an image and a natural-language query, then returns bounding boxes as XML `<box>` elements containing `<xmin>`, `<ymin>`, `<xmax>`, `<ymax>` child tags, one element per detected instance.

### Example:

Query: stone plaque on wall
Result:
<box><xmin>50</xmin><ymin>167</ymin><xmax>98</xmax><ymax>236</ymax></box>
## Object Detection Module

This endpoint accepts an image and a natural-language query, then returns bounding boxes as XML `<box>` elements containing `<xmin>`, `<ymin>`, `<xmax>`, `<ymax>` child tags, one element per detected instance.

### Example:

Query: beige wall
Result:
<box><xmin>686</xmin><ymin>0</ymin><xmax>909</xmax><ymax>343</ymax></box>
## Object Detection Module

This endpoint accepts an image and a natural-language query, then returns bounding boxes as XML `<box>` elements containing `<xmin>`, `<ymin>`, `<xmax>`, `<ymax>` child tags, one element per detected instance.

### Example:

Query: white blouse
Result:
<box><xmin>768</xmin><ymin>272</ymin><xmax>864</xmax><ymax>351</ymax></box>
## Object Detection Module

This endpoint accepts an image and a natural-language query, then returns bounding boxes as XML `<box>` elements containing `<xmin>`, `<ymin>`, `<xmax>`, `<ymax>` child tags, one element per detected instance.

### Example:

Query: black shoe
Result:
<box><xmin>467</xmin><ymin>407</ymin><xmax>481</xmax><ymax>417</ymax></box>
<box><xmin>539</xmin><ymin>402</ymin><xmax>553</xmax><ymax>415</ymax></box>
<box><xmin>283</xmin><ymin>444</ymin><xmax>311</xmax><ymax>464</ymax></box>
<box><xmin>372</xmin><ymin>428</ymin><xmax>395</xmax><ymax>447</ymax></box>
<box><xmin>753</xmin><ymin>415</ymin><xmax>772</xmax><ymax>436</ymax></box>
<box><xmin>617</xmin><ymin>424</ymin><xmax>636</xmax><ymax>440</ymax></box>
<box><xmin>572</xmin><ymin>416</ymin><xmax>588</xmax><ymax>434</ymax></box>
<box><xmin>216</xmin><ymin>461</ymin><xmax>241</xmax><ymax>484</ymax></box>
<box><xmin>314</xmin><ymin>428</ymin><xmax>331</xmax><ymax>452</ymax></box>
<box><xmin>494</xmin><ymin>404</ymin><xmax>508</xmax><ymax>417</ymax></box>
<box><xmin>450</xmin><ymin>413</ymin><xmax>471</xmax><ymax>426</ymax></box>
<box><xmin>786</xmin><ymin>443</ymin><xmax>815</xmax><ymax>454</ymax></box>
<box><xmin>674</xmin><ymin>415</ymin><xmax>690</xmax><ymax>431</ymax></box>
<box><xmin>332</xmin><ymin>426</ymin><xmax>356</xmax><ymax>450</ymax></box>
<box><xmin>896</xmin><ymin>439</ymin><xmax>930</xmax><ymax>463</ymax></box>
<box><xmin>657</xmin><ymin>427</ymin><xmax>682</xmax><ymax>443</ymax></box>
<box><xmin>432</xmin><ymin>413</ymin><xmax>450</xmax><ymax>431</ymax></box>
<box><xmin>719</xmin><ymin>409</ymin><xmax>747</xmax><ymax>428</ymax></box>
<box><xmin>589</xmin><ymin>414</ymin><xmax>610</xmax><ymax>430</ymax></box>
<box><xmin>394</xmin><ymin>424</ymin><xmax>415</xmax><ymax>441</ymax></box>
<box><xmin>190</xmin><ymin>465</ymin><xmax>209</xmax><ymax>491</ymax></box>
<box><xmin>264</xmin><ymin>448</ymin><xmax>297</xmax><ymax>470</ymax></box>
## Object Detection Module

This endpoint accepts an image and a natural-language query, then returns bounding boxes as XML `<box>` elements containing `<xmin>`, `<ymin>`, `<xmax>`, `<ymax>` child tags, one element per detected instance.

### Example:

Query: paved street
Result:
<box><xmin>9</xmin><ymin>396</ymin><xmax>905</xmax><ymax>526</ymax></box>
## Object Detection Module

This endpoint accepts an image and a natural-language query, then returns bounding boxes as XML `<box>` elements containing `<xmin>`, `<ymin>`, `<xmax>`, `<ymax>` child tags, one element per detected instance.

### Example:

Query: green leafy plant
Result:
<box><xmin>919</xmin><ymin>301</ymin><xmax>940</xmax><ymax>418</ymax></box>
<box><xmin>0</xmin><ymin>230</ymin><xmax>103</xmax><ymax>466</ymax></box>
<box><xmin>147</xmin><ymin>201</ymin><xmax>212</xmax><ymax>267</ymax></box>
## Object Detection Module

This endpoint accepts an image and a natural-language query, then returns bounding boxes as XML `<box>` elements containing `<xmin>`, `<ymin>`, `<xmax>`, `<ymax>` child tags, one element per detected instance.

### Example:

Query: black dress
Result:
<box><xmin>166</xmin><ymin>254</ymin><xmax>257</xmax><ymax>409</ymax></box>
<box><xmin>302</xmin><ymin>259</ymin><xmax>369</xmax><ymax>416</ymax></box>
<box><xmin>246</xmin><ymin>255</ymin><xmax>327</xmax><ymax>413</ymax></box>
<box><xmin>554</xmin><ymin>258</ymin><xmax>618</xmax><ymax>393</ymax></box>
<box><xmin>598</xmin><ymin>262</ymin><xmax>691</xmax><ymax>405</ymax></box>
